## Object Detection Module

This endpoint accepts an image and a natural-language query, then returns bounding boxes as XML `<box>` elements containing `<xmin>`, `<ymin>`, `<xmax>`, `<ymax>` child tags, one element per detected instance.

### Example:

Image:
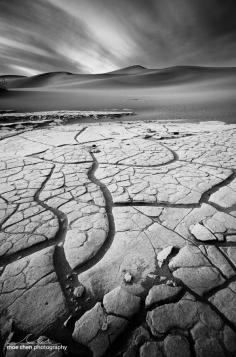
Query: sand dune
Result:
<box><xmin>0</xmin><ymin>66</ymin><xmax>236</xmax><ymax>123</ymax></box>
<box><xmin>107</xmin><ymin>64</ymin><xmax>152</xmax><ymax>75</ymax></box>
<box><xmin>4</xmin><ymin>65</ymin><xmax>236</xmax><ymax>89</ymax></box>
<box><xmin>0</xmin><ymin>74</ymin><xmax>26</xmax><ymax>86</ymax></box>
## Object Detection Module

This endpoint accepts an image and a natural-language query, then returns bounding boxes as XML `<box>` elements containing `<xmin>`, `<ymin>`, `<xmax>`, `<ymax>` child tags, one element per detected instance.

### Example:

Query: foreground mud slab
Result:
<box><xmin>0</xmin><ymin>119</ymin><xmax>236</xmax><ymax>356</ymax></box>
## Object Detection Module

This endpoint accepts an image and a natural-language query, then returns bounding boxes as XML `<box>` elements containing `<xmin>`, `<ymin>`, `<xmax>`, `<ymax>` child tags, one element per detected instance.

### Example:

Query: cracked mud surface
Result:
<box><xmin>1</xmin><ymin>119</ymin><xmax>236</xmax><ymax>357</ymax></box>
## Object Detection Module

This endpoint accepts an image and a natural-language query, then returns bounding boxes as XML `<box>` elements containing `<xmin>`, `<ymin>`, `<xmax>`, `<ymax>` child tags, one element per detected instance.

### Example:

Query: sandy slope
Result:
<box><xmin>0</xmin><ymin>66</ymin><xmax>236</xmax><ymax>123</ymax></box>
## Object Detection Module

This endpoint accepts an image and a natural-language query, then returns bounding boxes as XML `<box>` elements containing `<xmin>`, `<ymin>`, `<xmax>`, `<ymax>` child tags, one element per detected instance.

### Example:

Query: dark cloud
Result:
<box><xmin>0</xmin><ymin>0</ymin><xmax>236</xmax><ymax>75</ymax></box>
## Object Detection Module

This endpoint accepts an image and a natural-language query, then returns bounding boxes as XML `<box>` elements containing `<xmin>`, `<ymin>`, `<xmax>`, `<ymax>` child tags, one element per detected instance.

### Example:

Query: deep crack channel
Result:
<box><xmin>75</xmin><ymin>151</ymin><xmax>116</xmax><ymax>275</ymax></box>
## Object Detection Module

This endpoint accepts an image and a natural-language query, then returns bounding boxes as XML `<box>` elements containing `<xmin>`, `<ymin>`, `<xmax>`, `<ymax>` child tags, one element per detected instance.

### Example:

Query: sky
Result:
<box><xmin>0</xmin><ymin>0</ymin><xmax>236</xmax><ymax>75</ymax></box>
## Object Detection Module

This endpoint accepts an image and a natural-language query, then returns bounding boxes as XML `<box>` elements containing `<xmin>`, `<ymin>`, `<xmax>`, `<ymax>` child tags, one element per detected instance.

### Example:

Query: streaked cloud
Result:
<box><xmin>0</xmin><ymin>0</ymin><xmax>236</xmax><ymax>75</ymax></box>
<box><xmin>8</xmin><ymin>64</ymin><xmax>41</xmax><ymax>77</ymax></box>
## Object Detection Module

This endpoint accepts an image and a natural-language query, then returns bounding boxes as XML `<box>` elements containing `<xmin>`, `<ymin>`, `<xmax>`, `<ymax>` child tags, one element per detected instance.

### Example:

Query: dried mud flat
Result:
<box><xmin>0</xmin><ymin>117</ymin><xmax>236</xmax><ymax>357</ymax></box>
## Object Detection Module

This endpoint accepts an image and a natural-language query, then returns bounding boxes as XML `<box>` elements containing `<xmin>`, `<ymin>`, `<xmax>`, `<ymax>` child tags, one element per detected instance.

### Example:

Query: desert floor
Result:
<box><xmin>0</xmin><ymin>116</ymin><xmax>236</xmax><ymax>357</ymax></box>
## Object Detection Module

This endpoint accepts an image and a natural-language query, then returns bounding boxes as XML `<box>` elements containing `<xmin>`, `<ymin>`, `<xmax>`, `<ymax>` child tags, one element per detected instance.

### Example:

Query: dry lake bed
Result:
<box><xmin>0</xmin><ymin>114</ymin><xmax>236</xmax><ymax>357</ymax></box>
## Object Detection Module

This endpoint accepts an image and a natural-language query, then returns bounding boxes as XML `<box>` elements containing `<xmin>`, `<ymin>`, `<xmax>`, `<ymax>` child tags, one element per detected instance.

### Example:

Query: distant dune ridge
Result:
<box><xmin>2</xmin><ymin>65</ymin><xmax>236</xmax><ymax>89</ymax></box>
<box><xmin>0</xmin><ymin>65</ymin><xmax>236</xmax><ymax>123</ymax></box>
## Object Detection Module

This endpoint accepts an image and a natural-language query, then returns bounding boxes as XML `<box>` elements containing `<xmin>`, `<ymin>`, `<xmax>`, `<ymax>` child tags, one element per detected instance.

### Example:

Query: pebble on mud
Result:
<box><xmin>166</xmin><ymin>280</ymin><xmax>176</xmax><ymax>287</ymax></box>
<box><xmin>73</xmin><ymin>286</ymin><xmax>85</xmax><ymax>298</ymax></box>
<box><xmin>124</xmin><ymin>272</ymin><xmax>133</xmax><ymax>284</ymax></box>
